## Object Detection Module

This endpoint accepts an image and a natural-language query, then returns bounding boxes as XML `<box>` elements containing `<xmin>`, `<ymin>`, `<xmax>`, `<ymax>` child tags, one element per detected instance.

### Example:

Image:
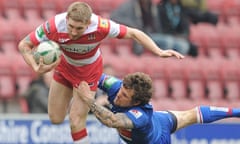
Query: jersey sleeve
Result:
<box><xmin>98</xmin><ymin>73</ymin><xmax>122</xmax><ymax>97</ymax></box>
<box><xmin>28</xmin><ymin>16</ymin><xmax>57</xmax><ymax>46</ymax></box>
<box><xmin>108</xmin><ymin>20</ymin><xmax>127</xmax><ymax>38</ymax></box>
<box><xmin>125</xmin><ymin>108</ymin><xmax>149</xmax><ymax>129</ymax></box>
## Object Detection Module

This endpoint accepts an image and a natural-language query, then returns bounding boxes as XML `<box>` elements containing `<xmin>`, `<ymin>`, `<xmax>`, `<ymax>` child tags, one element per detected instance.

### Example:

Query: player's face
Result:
<box><xmin>114</xmin><ymin>85</ymin><xmax>135</xmax><ymax>107</ymax></box>
<box><xmin>66</xmin><ymin>17</ymin><xmax>90</xmax><ymax>40</ymax></box>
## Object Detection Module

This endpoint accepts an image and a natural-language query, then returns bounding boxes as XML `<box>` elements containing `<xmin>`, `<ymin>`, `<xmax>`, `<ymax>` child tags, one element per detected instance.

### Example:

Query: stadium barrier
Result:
<box><xmin>0</xmin><ymin>114</ymin><xmax>240</xmax><ymax>144</ymax></box>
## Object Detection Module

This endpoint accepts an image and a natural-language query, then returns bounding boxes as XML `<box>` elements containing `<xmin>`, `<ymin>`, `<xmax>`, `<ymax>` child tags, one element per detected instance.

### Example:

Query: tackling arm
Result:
<box><xmin>88</xmin><ymin>99</ymin><xmax>134</xmax><ymax>129</ymax></box>
<box><xmin>76</xmin><ymin>81</ymin><xmax>134</xmax><ymax>129</ymax></box>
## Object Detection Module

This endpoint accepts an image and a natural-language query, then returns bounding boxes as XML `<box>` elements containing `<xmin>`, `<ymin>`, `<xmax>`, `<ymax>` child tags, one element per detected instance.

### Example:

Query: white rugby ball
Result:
<box><xmin>34</xmin><ymin>40</ymin><xmax>61</xmax><ymax>65</ymax></box>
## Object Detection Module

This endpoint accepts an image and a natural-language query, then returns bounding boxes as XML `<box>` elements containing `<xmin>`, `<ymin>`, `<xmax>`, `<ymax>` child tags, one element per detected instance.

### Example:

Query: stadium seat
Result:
<box><xmin>112</xmin><ymin>39</ymin><xmax>133</xmax><ymax>57</ymax></box>
<box><xmin>220</xmin><ymin>27</ymin><xmax>240</xmax><ymax>59</ymax></box>
<box><xmin>200</xmin><ymin>58</ymin><xmax>224</xmax><ymax>101</ymax></box>
<box><xmin>10</xmin><ymin>53</ymin><xmax>36</xmax><ymax>96</ymax></box>
<box><xmin>151</xmin><ymin>97</ymin><xmax>179</xmax><ymax>111</ymax></box>
<box><xmin>38</xmin><ymin>0</ymin><xmax>60</xmax><ymax>19</ymax></box>
<box><xmin>165</xmin><ymin>58</ymin><xmax>188</xmax><ymax>100</ymax></box>
<box><xmin>206</xmin><ymin>0</ymin><xmax>226</xmax><ymax>22</ymax></box>
<box><xmin>220</xmin><ymin>60</ymin><xmax>240</xmax><ymax>101</ymax></box>
<box><xmin>1</xmin><ymin>0</ymin><xmax>24</xmax><ymax>20</ymax></box>
<box><xmin>143</xmin><ymin>56</ymin><xmax>170</xmax><ymax>99</ymax></box>
<box><xmin>222</xmin><ymin>0</ymin><xmax>240</xmax><ymax>22</ymax></box>
<box><xmin>13</xmin><ymin>20</ymin><xmax>35</xmax><ymax>44</ymax></box>
<box><xmin>189</xmin><ymin>25</ymin><xmax>207</xmax><ymax>57</ymax></box>
<box><xmin>201</xmin><ymin>26</ymin><xmax>223</xmax><ymax>58</ymax></box>
<box><xmin>19</xmin><ymin>0</ymin><xmax>42</xmax><ymax>20</ymax></box>
<box><xmin>184</xmin><ymin>58</ymin><xmax>206</xmax><ymax>100</ymax></box>
<box><xmin>0</xmin><ymin>54</ymin><xmax>17</xmax><ymax>112</ymax></box>
<box><xmin>0</xmin><ymin>41</ymin><xmax>19</xmax><ymax>54</ymax></box>
<box><xmin>0</xmin><ymin>19</ymin><xmax>16</xmax><ymax>42</ymax></box>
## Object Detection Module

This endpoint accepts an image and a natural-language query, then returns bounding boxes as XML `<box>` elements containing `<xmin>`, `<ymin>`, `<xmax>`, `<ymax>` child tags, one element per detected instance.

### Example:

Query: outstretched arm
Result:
<box><xmin>75</xmin><ymin>81</ymin><xmax>134</xmax><ymax>129</ymax></box>
<box><xmin>123</xmin><ymin>27</ymin><xmax>185</xmax><ymax>59</ymax></box>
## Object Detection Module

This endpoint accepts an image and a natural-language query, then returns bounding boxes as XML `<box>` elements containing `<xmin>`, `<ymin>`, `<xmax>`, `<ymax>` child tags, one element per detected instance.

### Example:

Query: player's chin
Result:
<box><xmin>113</xmin><ymin>99</ymin><xmax>120</xmax><ymax>106</ymax></box>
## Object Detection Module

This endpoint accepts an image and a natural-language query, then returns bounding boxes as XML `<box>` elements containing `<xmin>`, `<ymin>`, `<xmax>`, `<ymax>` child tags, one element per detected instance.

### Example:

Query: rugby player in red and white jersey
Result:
<box><xmin>18</xmin><ymin>2</ymin><xmax>184</xmax><ymax>143</ymax></box>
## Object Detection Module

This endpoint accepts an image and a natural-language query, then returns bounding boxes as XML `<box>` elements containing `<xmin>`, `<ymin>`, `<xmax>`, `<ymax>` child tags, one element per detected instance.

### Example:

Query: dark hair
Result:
<box><xmin>123</xmin><ymin>72</ymin><xmax>153</xmax><ymax>105</ymax></box>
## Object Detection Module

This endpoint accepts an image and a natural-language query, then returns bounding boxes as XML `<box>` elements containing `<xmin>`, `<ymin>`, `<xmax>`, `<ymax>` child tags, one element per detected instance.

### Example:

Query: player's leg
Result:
<box><xmin>48</xmin><ymin>79</ymin><xmax>73</xmax><ymax>124</ymax></box>
<box><xmin>171</xmin><ymin>105</ymin><xmax>240</xmax><ymax>131</ymax></box>
<box><xmin>70</xmin><ymin>88</ymin><xmax>96</xmax><ymax>144</ymax></box>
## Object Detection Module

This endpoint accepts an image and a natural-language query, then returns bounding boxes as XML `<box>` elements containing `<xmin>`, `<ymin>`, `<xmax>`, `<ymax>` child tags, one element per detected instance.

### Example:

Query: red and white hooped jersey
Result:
<box><xmin>29</xmin><ymin>12</ymin><xmax>127</xmax><ymax>66</ymax></box>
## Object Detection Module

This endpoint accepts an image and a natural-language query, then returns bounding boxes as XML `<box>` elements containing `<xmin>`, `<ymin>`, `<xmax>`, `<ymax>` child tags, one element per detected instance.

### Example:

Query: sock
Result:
<box><xmin>71</xmin><ymin>128</ymin><xmax>89</xmax><ymax>144</ymax></box>
<box><xmin>196</xmin><ymin>106</ymin><xmax>240</xmax><ymax>123</ymax></box>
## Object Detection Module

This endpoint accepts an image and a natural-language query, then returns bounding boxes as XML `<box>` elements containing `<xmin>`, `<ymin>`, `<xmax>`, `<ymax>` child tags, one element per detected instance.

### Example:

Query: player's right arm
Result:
<box><xmin>76</xmin><ymin>81</ymin><xmax>134</xmax><ymax>129</ymax></box>
<box><xmin>18</xmin><ymin>35</ymin><xmax>59</xmax><ymax>75</ymax></box>
<box><xmin>18</xmin><ymin>16</ymin><xmax>60</xmax><ymax>75</ymax></box>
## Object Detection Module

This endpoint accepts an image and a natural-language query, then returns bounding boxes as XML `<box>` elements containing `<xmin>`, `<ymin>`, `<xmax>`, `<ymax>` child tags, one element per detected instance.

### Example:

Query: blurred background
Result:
<box><xmin>0</xmin><ymin>0</ymin><xmax>240</xmax><ymax>143</ymax></box>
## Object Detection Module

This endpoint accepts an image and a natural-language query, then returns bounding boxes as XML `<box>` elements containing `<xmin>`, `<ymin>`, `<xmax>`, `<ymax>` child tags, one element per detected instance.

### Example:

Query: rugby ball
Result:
<box><xmin>34</xmin><ymin>40</ymin><xmax>61</xmax><ymax>65</ymax></box>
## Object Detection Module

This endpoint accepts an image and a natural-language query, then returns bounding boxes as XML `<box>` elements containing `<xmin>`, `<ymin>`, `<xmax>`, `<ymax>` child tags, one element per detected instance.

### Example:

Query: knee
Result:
<box><xmin>48</xmin><ymin>113</ymin><xmax>65</xmax><ymax>124</ymax></box>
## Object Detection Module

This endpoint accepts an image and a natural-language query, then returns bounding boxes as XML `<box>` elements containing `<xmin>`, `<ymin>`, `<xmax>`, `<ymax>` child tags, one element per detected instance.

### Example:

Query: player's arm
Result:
<box><xmin>89</xmin><ymin>99</ymin><xmax>134</xmax><ymax>129</ymax></box>
<box><xmin>76</xmin><ymin>81</ymin><xmax>134</xmax><ymax>129</ymax></box>
<box><xmin>124</xmin><ymin>27</ymin><xmax>184</xmax><ymax>59</ymax></box>
<box><xmin>18</xmin><ymin>36</ymin><xmax>40</xmax><ymax>72</ymax></box>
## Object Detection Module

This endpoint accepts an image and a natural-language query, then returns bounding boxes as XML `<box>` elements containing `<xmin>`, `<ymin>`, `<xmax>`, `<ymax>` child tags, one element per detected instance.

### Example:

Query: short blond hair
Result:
<box><xmin>67</xmin><ymin>2</ymin><xmax>92</xmax><ymax>23</ymax></box>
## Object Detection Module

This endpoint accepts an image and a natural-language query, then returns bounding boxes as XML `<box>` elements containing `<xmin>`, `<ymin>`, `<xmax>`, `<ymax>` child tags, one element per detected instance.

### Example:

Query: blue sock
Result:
<box><xmin>197</xmin><ymin>106</ymin><xmax>240</xmax><ymax>123</ymax></box>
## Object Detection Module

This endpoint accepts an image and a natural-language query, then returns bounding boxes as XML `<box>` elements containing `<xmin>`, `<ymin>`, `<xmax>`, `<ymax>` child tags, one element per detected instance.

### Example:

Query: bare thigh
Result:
<box><xmin>48</xmin><ymin>79</ymin><xmax>73</xmax><ymax>124</ymax></box>
<box><xmin>69</xmin><ymin>87</ymin><xmax>96</xmax><ymax>132</ymax></box>
<box><xmin>170</xmin><ymin>108</ymin><xmax>197</xmax><ymax>131</ymax></box>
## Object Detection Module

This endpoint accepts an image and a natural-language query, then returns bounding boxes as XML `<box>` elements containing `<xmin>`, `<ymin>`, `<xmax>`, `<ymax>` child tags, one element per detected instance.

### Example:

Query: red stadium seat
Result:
<box><xmin>200</xmin><ymin>58</ymin><xmax>224</xmax><ymax>101</ymax></box>
<box><xmin>8</xmin><ymin>53</ymin><xmax>35</xmax><ymax>96</ymax></box>
<box><xmin>165</xmin><ymin>58</ymin><xmax>188</xmax><ymax>100</ymax></box>
<box><xmin>201</xmin><ymin>26</ymin><xmax>223</xmax><ymax>58</ymax></box>
<box><xmin>0</xmin><ymin>54</ymin><xmax>17</xmax><ymax>112</ymax></box>
<box><xmin>206</xmin><ymin>0</ymin><xmax>226</xmax><ymax>21</ymax></box>
<box><xmin>0</xmin><ymin>41</ymin><xmax>19</xmax><ymax>53</ymax></box>
<box><xmin>151</xmin><ymin>97</ymin><xmax>179</xmax><ymax>111</ymax></box>
<box><xmin>219</xmin><ymin>28</ymin><xmax>240</xmax><ymax>59</ymax></box>
<box><xmin>189</xmin><ymin>25</ymin><xmax>207</xmax><ymax>57</ymax></box>
<box><xmin>1</xmin><ymin>0</ymin><xmax>24</xmax><ymax>20</ymax></box>
<box><xmin>220</xmin><ymin>60</ymin><xmax>240</xmax><ymax>101</ymax></box>
<box><xmin>0</xmin><ymin>19</ymin><xmax>16</xmax><ymax>42</ymax></box>
<box><xmin>143</xmin><ymin>57</ymin><xmax>170</xmax><ymax>99</ymax></box>
<box><xmin>184</xmin><ymin>57</ymin><xmax>206</xmax><ymax>100</ymax></box>
<box><xmin>38</xmin><ymin>0</ymin><xmax>60</xmax><ymax>19</ymax></box>
<box><xmin>19</xmin><ymin>0</ymin><xmax>42</xmax><ymax>20</ymax></box>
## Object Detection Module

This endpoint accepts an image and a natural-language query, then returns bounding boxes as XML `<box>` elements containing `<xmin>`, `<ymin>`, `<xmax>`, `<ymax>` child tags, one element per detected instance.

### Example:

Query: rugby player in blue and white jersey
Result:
<box><xmin>76</xmin><ymin>72</ymin><xmax>240</xmax><ymax>144</ymax></box>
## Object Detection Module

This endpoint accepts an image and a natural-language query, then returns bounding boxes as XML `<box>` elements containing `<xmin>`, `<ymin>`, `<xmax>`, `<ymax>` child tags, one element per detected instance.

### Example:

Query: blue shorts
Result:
<box><xmin>152</xmin><ymin>111</ymin><xmax>177</xmax><ymax>144</ymax></box>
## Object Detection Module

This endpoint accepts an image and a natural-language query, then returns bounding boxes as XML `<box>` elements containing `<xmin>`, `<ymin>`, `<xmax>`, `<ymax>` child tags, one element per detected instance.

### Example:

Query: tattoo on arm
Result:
<box><xmin>19</xmin><ymin>36</ymin><xmax>34</xmax><ymax>55</ymax></box>
<box><xmin>88</xmin><ymin>100</ymin><xmax>134</xmax><ymax>129</ymax></box>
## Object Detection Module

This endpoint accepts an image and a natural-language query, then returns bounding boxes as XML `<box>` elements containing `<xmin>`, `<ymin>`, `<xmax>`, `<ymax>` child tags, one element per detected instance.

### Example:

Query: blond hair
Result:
<box><xmin>67</xmin><ymin>2</ymin><xmax>92</xmax><ymax>23</ymax></box>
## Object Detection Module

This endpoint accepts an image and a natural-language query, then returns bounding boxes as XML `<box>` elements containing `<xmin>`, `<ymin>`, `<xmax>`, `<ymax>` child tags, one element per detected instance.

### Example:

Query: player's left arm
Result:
<box><xmin>75</xmin><ymin>81</ymin><xmax>134</xmax><ymax>129</ymax></box>
<box><xmin>123</xmin><ymin>27</ymin><xmax>184</xmax><ymax>59</ymax></box>
<box><xmin>89</xmin><ymin>100</ymin><xmax>134</xmax><ymax>129</ymax></box>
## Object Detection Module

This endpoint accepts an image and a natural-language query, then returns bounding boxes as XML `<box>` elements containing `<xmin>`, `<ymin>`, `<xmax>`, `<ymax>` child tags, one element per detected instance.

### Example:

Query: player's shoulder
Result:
<box><xmin>54</xmin><ymin>12</ymin><xmax>68</xmax><ymax>32</ymax></box>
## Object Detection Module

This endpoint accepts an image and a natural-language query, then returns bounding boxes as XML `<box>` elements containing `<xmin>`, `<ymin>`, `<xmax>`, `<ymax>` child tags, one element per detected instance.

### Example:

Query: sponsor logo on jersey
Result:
<box><xmin>61</xmin><ymin>44</ymin><xmax>96</xmax><ymax>53</ymax></box>
<box><xmin>36</xmin><ymin>25</ymin><xmax>45</xmax><ymax>38</ymax></box>
<box><xmin>104</xmin><ymin>76</ymin><xmax>118</xmax><ymax>89</ymax></box>
<box><xmin>129</xmin><ymin>109</ymin><xmax>142</xmax><ymax>119</ymax></box>
<box><xmin>58</xmin><ymin>38</ymin><xmax>70</xmax><ymax>43</ymax></box>
<box><xmin>99</xmin><ymin>18</ymin><xmax>108</xmax><ymax>28</ymax></box>
<box><xmin>88</xmin><ymin>34</ymin><xmax>96</xmax><ymax>41</ymax></box>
